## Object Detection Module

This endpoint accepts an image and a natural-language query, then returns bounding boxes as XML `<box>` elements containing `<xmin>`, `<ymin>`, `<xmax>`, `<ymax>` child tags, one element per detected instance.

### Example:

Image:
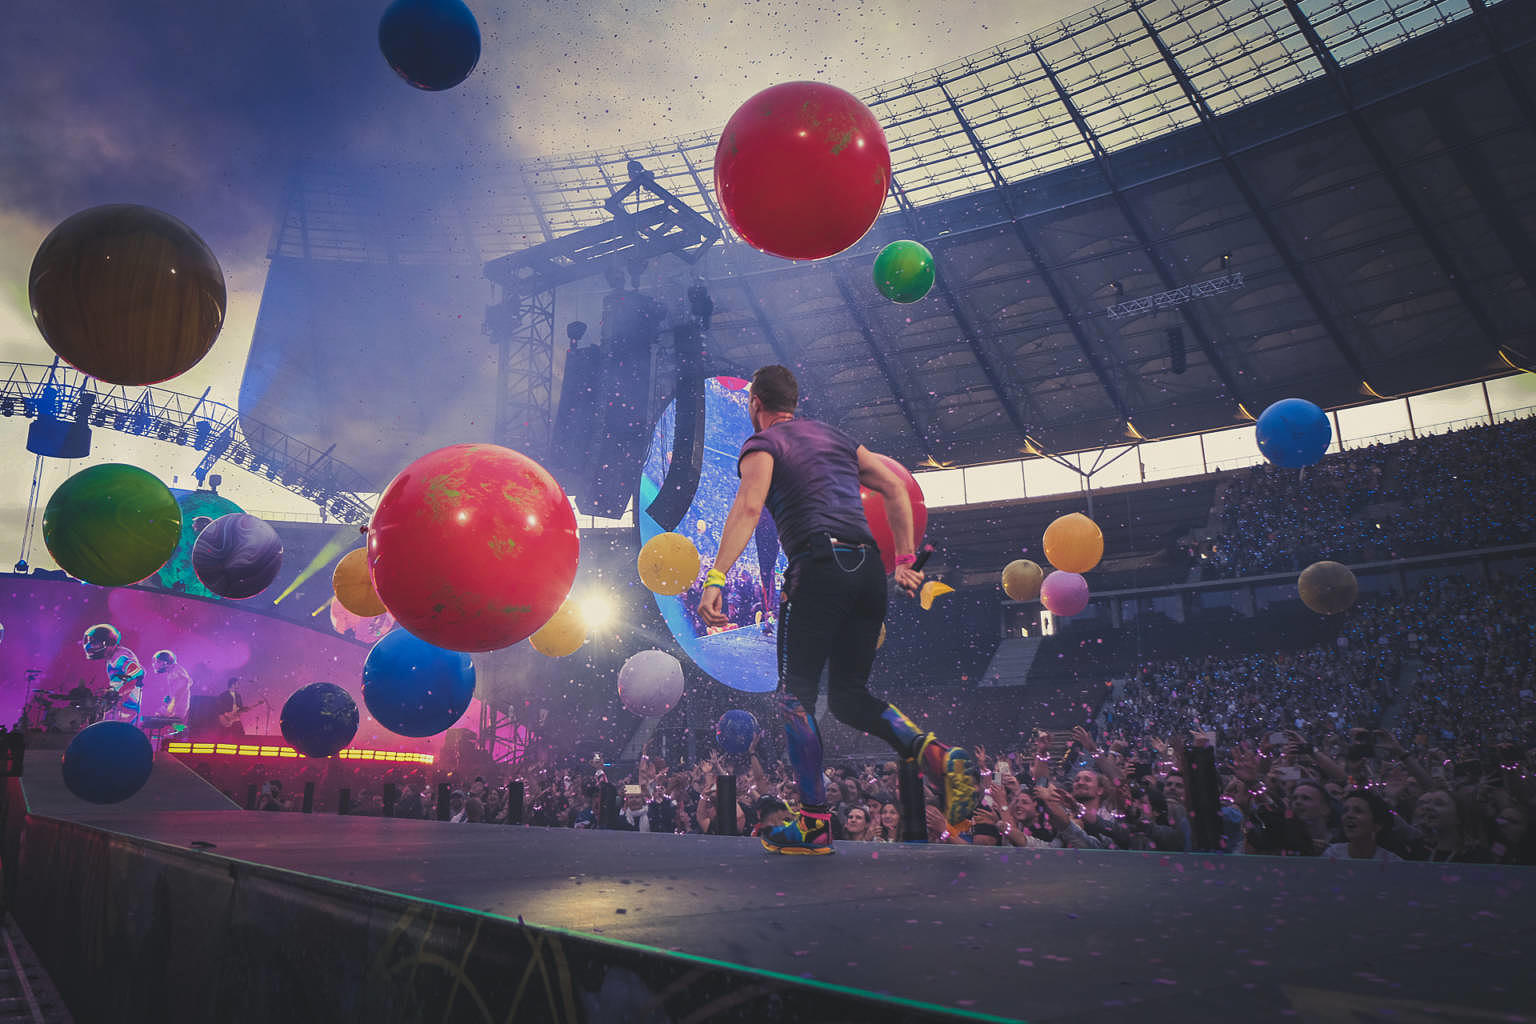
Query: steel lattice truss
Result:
<box><xmin>1105</xmin><ymin>272</ymin><xmax>1246</xmax><ymax>320</ymax></box>
<box><xmin>0</xmin><ymin>362</ymin><xmax>377</xmax><ymax>524</ymax></box>
<box><xmin>261</xmin><ymin>0</ymin><xmax>1535</xmax><ymax>472</ymax></box>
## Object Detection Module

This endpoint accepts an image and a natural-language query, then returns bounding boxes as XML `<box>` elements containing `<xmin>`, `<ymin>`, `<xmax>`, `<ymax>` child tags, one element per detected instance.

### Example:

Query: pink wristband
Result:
<box><xmin>895</xmin><ymin>553</ymin><xmax>916</xmax><ymax>567</ymax></box>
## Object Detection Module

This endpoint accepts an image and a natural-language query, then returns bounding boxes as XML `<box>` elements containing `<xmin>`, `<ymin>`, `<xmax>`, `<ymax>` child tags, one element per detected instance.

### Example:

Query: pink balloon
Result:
<box><xmin>1040</xmin><ymin>571</ymin><xmax>1090</xmax><ymax>617</ymax></box>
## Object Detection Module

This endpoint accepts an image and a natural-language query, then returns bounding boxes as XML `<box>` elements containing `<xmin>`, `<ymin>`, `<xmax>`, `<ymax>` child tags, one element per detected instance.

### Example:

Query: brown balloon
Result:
<box><xmin>1001</xmin><ymin>559</ymin><xmax>1044</xmax><ymax>602</ymax></box>
<box><xmin>1298</xmin><ymin>560</ymin><xmax>1358</xmax><ymax>615</ymax></box>
<box><xmin>29</xmin><ymin>204</ymin><xmax>226</xmax><ymax>386</ymax></box>
<box><xmin>332</xmin><ymin>547</ymin><xmax>387</xmax><ymax>617</ymax></box>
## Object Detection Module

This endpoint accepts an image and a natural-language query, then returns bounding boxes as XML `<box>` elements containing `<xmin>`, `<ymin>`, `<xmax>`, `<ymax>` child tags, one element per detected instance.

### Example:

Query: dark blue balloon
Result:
<box><xmin>1255</xmin><ymin>398</ymin><xmax>1332</xmax><ymax>468</ymax></box>
<box><xmin>715</xmin><ymin>709</ymin><xmax>759</xmax><ymax>755</ymax></box>
<box><xmin>362</xmin><ymin>628</ymin><xmax>476</xmax><ymax>737</ymax></box>
<box><xmin>61</xmin><ymin>721</ymin><xmax>153</xmax><ymax>804</ymax></box>
<box><xmin>378</xmin><ymin>0</ymin><xmax>481</xmax><ymax>92</ymax></box>
<box><xmin>281</xmin><ymin>682</ymin><xmax>360</xmax><ymax>758</ymax></box>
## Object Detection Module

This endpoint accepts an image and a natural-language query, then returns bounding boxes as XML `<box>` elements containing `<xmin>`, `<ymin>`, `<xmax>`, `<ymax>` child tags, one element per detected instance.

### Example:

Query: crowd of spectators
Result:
<box><xmin>209</xmin><ymin>562</ymin><xmax>1534</xmax><ymax>866</ymax></box>
<box><xmin>221</xmin><ymin>712</ymin><xmax>1532</xmax><ymax>866</ymax></box>
<box><xmin>186</xmin><ymin>409</ymin><xmax>1536</xmax><ymax>868</ymax></box>
<box><xmin>1195</xmin><ymin>416</ymin><xmax>1536</xmax><ymax>578</ymax></box>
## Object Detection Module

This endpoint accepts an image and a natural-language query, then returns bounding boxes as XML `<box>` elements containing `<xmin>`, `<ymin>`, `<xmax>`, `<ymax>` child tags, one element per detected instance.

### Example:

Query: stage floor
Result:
<box><xmin>17</xmin><ymin>766</ymin><xmax>1536</xmax><ymax>1024</ymax></box>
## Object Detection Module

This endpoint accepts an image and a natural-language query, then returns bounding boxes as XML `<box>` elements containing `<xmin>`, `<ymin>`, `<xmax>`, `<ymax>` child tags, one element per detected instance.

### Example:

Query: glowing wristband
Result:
<box><xmin>704</xmin><ymin>568</ymin><xmax>727</xmax><ymax>589</ymax></box>
<box><xmin>895</xmin><ymin>553</ymin><xmax>916</xmax><ymax>567</ymax></box>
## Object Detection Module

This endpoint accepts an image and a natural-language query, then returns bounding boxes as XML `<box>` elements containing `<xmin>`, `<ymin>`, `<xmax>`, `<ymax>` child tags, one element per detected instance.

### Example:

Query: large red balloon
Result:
<box><xmin>714</xmin><ymin>81</ymin><xmax>891</xmax><ymax>261</ymax></box>
<box><xmin>367</xmin><ymin>444</ymin><xmax>579</xmax><ymax>652</ymax></box>
<box><xmin>859</xmin><ymin>455</ymin><xmax>927</xmax><ymax>574</ymax></box>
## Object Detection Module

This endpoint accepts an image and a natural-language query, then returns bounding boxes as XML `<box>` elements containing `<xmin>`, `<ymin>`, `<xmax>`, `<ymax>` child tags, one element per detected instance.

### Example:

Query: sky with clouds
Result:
<box><xmin>0</xmin><ymin>0</ymin><xmax>1090</xmax><ymax>568</ymax></box>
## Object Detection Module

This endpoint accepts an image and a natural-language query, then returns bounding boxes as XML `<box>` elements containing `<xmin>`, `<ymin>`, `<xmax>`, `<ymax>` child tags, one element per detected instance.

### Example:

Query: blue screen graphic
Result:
<box><xmin>638</xmin><ymin>377</ymin><xmax>787</xmax><ymax>694</ymax></box>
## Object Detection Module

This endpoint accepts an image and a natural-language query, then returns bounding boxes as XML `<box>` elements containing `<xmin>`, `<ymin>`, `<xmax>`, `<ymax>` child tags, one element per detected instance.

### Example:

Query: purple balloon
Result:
<box><xmin>1040</xmin><ymin>571</ymin><xmax>1090</xmax><ymax>617</ymax></box>
<box><xmin>192</xmin><ymin>513</ymin><xmax>284</xmax><ymax>599</ymax></box>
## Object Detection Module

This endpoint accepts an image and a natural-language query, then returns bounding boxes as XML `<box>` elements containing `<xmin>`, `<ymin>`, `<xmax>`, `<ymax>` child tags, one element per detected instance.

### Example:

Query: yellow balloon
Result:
<box><xmin>1001</xmin><ymin>559</ymin><xmax>1044</xmax><ymax>602</ymax></box>
<box><xmin>638</xmin><ymin>532</ymin><xmax>702</xmax><ymax>596</ymax></box>
<box><xmin>530</xmin><ymin>598</ymin><xmax>586</xmax><ymax>657</ymax></box>
<box><xmin>1042</xmin><ymin>513</ymin><xmax>1104</xmax><ymax>574</ymax></box>
<box><xmin>919</xmin><ymin>580</ymin><xmax>955</xmax><ymax>611</ymax></box>
<box><xmin>1298</xmin><ymin>560</ymin><xmax>1358</xmax><ymax>615</ymax></box>
<box><xmin>332</xmin><ymin>547</ymin><xmax>386</xmax><ymax>617</ymax></box>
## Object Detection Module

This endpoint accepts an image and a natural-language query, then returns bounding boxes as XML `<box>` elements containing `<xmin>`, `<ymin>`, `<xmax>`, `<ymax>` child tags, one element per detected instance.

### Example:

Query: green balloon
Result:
<box><xmin>43</xmin><ymin>464</ymin><xmax>183</xmax><ymax>586</ymax></box>
<box><xmin>873</xmin><ymin>239</ymin><xmax>935</xmax><ymax>303</ymax></box>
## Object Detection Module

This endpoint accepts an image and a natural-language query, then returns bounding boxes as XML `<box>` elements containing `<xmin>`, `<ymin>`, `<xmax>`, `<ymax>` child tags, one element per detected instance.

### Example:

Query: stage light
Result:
<box><xmin>578</xmin><ymin>591</ymin><xmax>617</xmax><ymax>631</ymax></box>
<box><xmin>687</xmin><ymin>281</ymin><xmax>713</xmax><ymax>330</ymax></box>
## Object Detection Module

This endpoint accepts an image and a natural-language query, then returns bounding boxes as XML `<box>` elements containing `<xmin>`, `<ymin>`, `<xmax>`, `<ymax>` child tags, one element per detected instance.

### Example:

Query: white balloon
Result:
<box><xmin>618</xmin><ymin>650</ymin><xmax>684</xmax><ymax>717</ymax></box>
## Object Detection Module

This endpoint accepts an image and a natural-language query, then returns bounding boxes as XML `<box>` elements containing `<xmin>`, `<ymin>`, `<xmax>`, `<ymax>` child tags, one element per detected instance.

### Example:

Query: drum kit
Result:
<box><xmin>22</xmin><ymin>682</ymin><xmax>123</xmax><ymax>733</ymax></box>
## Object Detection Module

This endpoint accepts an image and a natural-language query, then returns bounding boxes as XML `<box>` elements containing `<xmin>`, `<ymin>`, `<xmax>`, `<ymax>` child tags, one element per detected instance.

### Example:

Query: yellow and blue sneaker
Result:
<box><xmin>762</xmin><ymin>806</ymin><xmax>833</xmax><ymax>855</ymax></box>
<box><xmin>914</xmin><ymin>735</ymin><xmax>982</xmax><ymax>828</ymax></box>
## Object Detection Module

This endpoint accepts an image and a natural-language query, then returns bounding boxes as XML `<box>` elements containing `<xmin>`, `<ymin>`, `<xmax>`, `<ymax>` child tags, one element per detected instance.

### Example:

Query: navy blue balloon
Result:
<box><xmin>715</xmin><ymin>709</ymin><xmax>759</xmax><ymax>755</ymax></box>
<box><xmin>378</xmin><ymin>0</ymin><xmax>481</xmax><ymax>92</ymax></box>
<box><xmin>61</xmin><ymin>721</ymin><xmax>153</xmax><ymax>804</ymax></box>
<box><xmin>281</xmin><ymin>682</ymin><xmax>360</xmax><ymax>758</ymax></box>
<box><xmin>1255</xmin><ymin>398</ymin><xmax>1332</xmax><ymax>468</ymax></box>
<box><xmin>362</xmin><ymin>628</ymin><xmax>476</xmax><ymax>737</ymax></box>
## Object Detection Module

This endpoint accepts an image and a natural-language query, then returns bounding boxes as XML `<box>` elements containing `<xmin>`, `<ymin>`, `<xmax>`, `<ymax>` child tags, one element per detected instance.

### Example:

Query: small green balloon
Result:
<box><xmin>873</xmin><ymin>239</ymin><xmax>935</xmax><ymax>303</ymax></box>
<box><xmin>43</xmin><ymin>463</ymin><xmax>182</xmax><ymax>586</ymax></box>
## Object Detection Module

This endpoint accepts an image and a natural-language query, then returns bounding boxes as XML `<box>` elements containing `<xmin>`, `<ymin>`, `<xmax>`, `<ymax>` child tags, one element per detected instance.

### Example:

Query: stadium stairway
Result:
<box><xmin>618</xmin><ymin>717</ymin><xmax>662</xmax><ymax>762</ymax></box>
<box><xmin>1379</xmin><ymin>656</ymin><xmax>1424</xmax><ymax>734</ymax></box>
<box><xmin>979</xmin><ymin>636</ymin><xmax>1042</xmax><ymax>687</ymax></box>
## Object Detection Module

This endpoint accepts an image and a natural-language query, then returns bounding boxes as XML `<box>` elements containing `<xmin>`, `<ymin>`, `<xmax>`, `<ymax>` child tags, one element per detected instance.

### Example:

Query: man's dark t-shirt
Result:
<box><xmin>739</xmin><ymin>418</ymin><xmax>875</xmax><ymax>557</ymax></box>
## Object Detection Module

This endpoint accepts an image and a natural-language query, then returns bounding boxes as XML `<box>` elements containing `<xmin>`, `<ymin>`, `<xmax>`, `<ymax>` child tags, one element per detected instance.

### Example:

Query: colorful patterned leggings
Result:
<box><xmin>775</xmin><ymin>542</ymin><xmax>926</xmax><ymax>806</ymax></box>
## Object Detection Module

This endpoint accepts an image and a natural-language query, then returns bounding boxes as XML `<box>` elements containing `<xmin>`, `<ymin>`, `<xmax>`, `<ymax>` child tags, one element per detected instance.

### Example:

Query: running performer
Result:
<box><xmin>699</xmin><ymin>365</ymin><xmax>979</xmax><ymax>855</ymax></box>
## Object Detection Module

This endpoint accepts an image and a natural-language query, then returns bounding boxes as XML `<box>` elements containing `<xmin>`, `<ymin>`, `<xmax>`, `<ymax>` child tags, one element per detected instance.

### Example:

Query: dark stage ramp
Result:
<box><xmin>8</xmin><ymin>782</ymin><xmax>1536</xmax><ymax>1023</ymax></box>
<box><xmin>19</xmin><ymin>747</ymin><xmax>239</xmax><ymax>823</ymax></box>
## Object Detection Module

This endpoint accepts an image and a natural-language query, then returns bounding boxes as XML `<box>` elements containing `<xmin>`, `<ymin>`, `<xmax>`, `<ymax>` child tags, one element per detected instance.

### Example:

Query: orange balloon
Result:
<box><xmin>638</xmin><ymin>532</ymin><xmax>701</xmax><ymax>596</ymax></box>
<box><xmin>1042</xmin><ymin>513</ymin><xmax>1104</xmax><ymax>574</ymax></box>
<box><xmin>530</xmin><ymin>598</ymin><xmax>586</xmax><ymax>657</ymax></box>
<box><xmin>332</xmin><ymin>547</ymin><xmax>386</xmax><ymax>617</ymax></box>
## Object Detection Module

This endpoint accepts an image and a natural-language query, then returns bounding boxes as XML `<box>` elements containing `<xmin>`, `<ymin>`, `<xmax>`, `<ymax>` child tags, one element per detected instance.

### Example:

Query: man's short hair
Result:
<box><xmin>751</xmin><ymin>365</ymin><xmax>798</xmax><ymax>413</ymax></box>
<box><xmin>755</xmin><ymin>795</ymin><xmax>789</xmax><ymax>818</ymax></box>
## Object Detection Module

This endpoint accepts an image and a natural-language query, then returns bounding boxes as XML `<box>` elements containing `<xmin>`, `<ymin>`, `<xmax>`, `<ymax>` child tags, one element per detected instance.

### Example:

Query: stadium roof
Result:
<box><xmin>258</xmin><ymin>0</ymin><xmax>1536</xmax><ymax>481</ymax></box>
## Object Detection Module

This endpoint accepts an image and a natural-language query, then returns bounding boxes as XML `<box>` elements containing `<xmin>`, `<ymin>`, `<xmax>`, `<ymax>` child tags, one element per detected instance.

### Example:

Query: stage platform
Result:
<box><xmin>5</xmin><ymin>759</ymin><xmax>1535</xmax><ymax>1024</ymax></box>
<box><xmin>18</xmin><ymin>746</ymin><xmax>240</xmax><ymax>822</ymax></box>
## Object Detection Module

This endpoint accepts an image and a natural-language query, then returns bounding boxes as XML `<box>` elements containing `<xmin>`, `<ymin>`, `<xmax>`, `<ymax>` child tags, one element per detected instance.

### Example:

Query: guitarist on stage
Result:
<box><xmin>216</xmin><ymin>677</ymin><xmax>254</xmax><ymax>739</ymax></box>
